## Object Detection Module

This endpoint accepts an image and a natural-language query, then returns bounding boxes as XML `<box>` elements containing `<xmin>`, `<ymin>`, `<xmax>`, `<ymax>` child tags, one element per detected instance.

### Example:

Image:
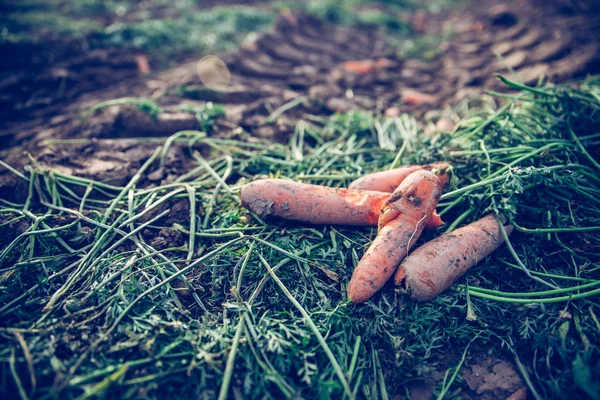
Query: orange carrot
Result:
<box><xmin>342</xmin><ymin>58</ymin><xmax>394</xmax><ymax>75</ymax></box>
<box><xmin>426</xmin><ymin>211</ymin><xmax>444</xmax><ymax>229</ymax></box>
<box><xmin>342</xmin><ymin>60</ymin><xmax>376</xmax><ymax>75</ymax></box>
<box><xmin>394</xmin><ymin>213</ymin><xmax>514</xmax><ymax>301</ymax></box>
<box><xmin>349</xmin><ymin>162</ymin><xmax>451</xmax><ymax>193</ymax></box>
<box><xmin>402</xmin><ymin>89</ymin><xmax>438</xmax><ymax>105</ymax></box>
<box><xmin>347</xmin><ymin>170</ymin><xmax>443</xmax><ymax>303</ymax></box>
<box><xmin>241</xmin><ymin>179</ymin><xmax>445</xmax><ymax>229</ymax></box>
<box><xmin>241</xmin><ymin>179</ymin><xmax>389</xmax><ymax>226</ymax></box>
<box><xmin>135</xmin><ymin>54</ymin><xmax>151</xmax><ymax>74</ymax></box>
<box><xmin>349</xmin><ymin>162</ymin><xmax>450</xmax><ymax>229</ymax></box>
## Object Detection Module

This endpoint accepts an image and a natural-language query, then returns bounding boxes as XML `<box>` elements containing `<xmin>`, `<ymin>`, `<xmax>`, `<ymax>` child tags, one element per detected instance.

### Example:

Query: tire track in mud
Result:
<box><xmin>443</xmin><ymin>2</ymin><xmax>600</xmax><ymax>98</ymax></box>
<box><xmin>163</xmin><ymin>1</ymin><xmax>600</xmax><ymax>141</ymax></box>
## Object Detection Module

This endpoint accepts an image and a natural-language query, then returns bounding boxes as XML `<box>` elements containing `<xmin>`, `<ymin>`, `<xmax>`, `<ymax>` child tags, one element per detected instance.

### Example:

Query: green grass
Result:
<box><xmin>98</xmin><ymin>7</ymin><xmax>274</xmax><ymax>63</ymax></box>
<box><xmin>1</xmin><ymin>76</ymin><xmax>600</xmax><ymax>399</ymax></box>
<box><xmin>0</xmin><ymin>1</ymin><xmax>103</xmax><ymax>44</ymax></box>
<box><xmin>277</xmin><ymin>0</ymin><xmax>463</xmax><ymax>61</ymax></box>
<box><xmin>64</xmin><ymin>0</ymin><xmax>197</xmax><ymax>16</ymax></box>
<box><xmin>1</xmin><ymin>0</ymin><xmax>462</xmax><ymax>65</ymax></box>
<box><xmin>1</xmin><ymin>1</ymin><xmax>274</xmax><ymax>66</ymax></box>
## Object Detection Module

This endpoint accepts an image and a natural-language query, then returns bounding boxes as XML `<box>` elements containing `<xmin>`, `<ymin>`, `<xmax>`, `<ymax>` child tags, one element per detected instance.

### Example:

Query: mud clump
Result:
<box><xmin>462</xmin><ymin>357</ymin><xmax>526</xmax><ymax>400</ymax></box>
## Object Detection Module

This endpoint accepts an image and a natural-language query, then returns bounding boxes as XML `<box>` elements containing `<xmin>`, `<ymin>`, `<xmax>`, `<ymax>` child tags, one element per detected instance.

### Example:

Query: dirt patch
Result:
<box><xmin>462</xmin><ymin>356</ymin><xmax>526</xmax><ymax>400</ymax></box>
<box><xmin>390</xmin><ymin>352</ymin><xmax>527</xmax><ymax>400</ymax></box>
<box><xmin>0</xmin><ymin>212</ymin><xmax>29</xmax><ymax>251</ymax></box>
<box><xmin>0</xmin><ymin>171</ymin><xmax>29</xmax><ymax>204</ymax></box>
<box><xmin>0</xmin><ymin>0</ymin><xmax>273</xmax><ymax>140</ymax></box>
<box><xmin>0</xmin><ymin>45</ymin><xmax>140</xmax><ymax>130</ymax></box>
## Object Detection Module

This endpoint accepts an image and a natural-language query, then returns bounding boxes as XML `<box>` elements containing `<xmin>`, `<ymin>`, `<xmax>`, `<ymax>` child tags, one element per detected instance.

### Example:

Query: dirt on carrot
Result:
<box><xmin>395</xmin><ymin>213</ymin><xmax>514</xmax><ymax>301</ymax></box>
<box><xmin>240</xmin><ymin>177</ymin><xmax>447</xmax><ymax>229</ymax></box>
<box><xmin>347</xmin><ymin>170</ymin><xmax>443</xmax><ymax>303</ymax></box>
<box><xmin>240</xmin><ymin>179</ymin><xmax>389</xmax><ymax>226</ymax></box>
<box><xmin>349</xmin><ymin>162</ymin><xmax>451</xmax><ymax>193</ymax></box>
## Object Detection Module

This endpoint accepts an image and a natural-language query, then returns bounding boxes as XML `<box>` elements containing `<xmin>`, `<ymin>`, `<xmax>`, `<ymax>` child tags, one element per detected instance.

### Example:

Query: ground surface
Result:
<box><xmin>1</xmin><ymin>1</ymin><xmax>600</xmax><ymax>399</ymax></box>
<box><xmin>2</xmin><ymin>0</ymin><xmax>599</xmax><ymax>148</ymax></box>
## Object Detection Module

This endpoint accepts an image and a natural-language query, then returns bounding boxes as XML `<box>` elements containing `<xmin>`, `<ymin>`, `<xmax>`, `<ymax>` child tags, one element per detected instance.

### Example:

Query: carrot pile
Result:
<box><xmin>242</xmin><ymin>163</ymin><xmax>450</xmax><ymax>229</ymax></box>
<box><xmin>240</xmin><ymin>162</ymin><xmax>513</xmax><ymax>303</ymax></box>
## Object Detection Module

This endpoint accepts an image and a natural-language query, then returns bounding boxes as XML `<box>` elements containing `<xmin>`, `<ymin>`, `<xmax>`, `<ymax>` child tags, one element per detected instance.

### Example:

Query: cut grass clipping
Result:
<box><xmin>1</xmin><ymin>75</ymin><xmax>600</xmax><ymax>399</ymax></box>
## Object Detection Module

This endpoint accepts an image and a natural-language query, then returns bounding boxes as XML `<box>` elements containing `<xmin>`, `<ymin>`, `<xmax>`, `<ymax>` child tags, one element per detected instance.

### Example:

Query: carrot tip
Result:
<box><xmin>426</xmin><ymin>211</ymin><xmax>445</xmax><ymax>229</ymax></box>
<box><xmin>394</xmin><ymin>267</ymin><xmax>407</xmax><ymax>287</ymax></box>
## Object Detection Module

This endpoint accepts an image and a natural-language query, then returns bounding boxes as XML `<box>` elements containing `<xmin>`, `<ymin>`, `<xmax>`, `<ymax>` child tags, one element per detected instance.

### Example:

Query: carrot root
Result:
<box><xmin>240</xmin><ymin>179</ymin><xmax>389</xmax><ymax>226</ymax></box>
<box><xmin>349</xmin><ymin>162</ymin><xmax>451</xmax><ymax>193</ymax></box>
<box><xmin>347</xmin><ymin>170</ymin><xmax>443</xmax><ymax>303</ymax></box>
<box><xmin>425</xmin><ymin>211</ymin><xmax>444</xmax><ymax>229</ymax></box>
<box><xmin>241</xmin><ymin>178</ymin><xmax>445</xmax><ymax>229</ymax></box>
<box><xmin>394</xmin><ymin>213</ymin><xmax>514</xmax><ymax>301</ymax></box>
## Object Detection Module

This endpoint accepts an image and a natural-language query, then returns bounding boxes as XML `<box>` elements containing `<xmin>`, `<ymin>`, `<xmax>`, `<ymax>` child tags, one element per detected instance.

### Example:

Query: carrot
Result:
<box><xmin>349</xmin><ymin>162</ymin><xmax>450</xmax><ymax>229</ymax></box>
<box><xmin>240</xmin><ymin>179</ymin><xmax>389</xmax><ymax>226</ymax></box>
<box><xmin>394</xmin><ymin>213</ymin><xmax>514</xmax><ymax>301</ymax></box>
<box><xmin>349</xmin><ymin>162</ymin><xmax>451</xmax><ymax>193</ymax></box>
<box><xmin>347</xmin><ymin>170</ymin><xmax>443</xmax><ymax>303</ymax></box>
<box><xmin>342</xmin><ymin>60</ymin><xmax>376</xmax><ymax>75</ymax></box>
<box><xmin>426</xmin><ymin>211</ymin><xmax>444</xmax><ymax>229</ymax></box>
<box><xmin>402</xmin><ymin>89</ymin><xmax>438</xmax><ymax>105</ymax></box>
<box><xmin>342</xmin><ymin>58</ymin><xmax>394</xmax><ymax>75</ymax></box>
<box><xmin>135</xmin><ymin>54</ymin><xmax>151</xmax><ymax>74</ymax></box>
<box><xmin>241</xmin><ymin>179</ymin><xmax>446</xmax><ymax>229</ymax></box>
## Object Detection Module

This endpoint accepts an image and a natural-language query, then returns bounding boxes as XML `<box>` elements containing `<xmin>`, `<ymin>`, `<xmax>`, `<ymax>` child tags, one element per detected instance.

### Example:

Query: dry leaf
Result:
<box><xmin>317</xmin><ymin>265</ymin><xmax>339</xmax><ymax>282</ymax></box>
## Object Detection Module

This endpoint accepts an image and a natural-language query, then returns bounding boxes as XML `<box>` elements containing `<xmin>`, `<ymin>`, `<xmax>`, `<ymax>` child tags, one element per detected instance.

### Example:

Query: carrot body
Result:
<box><xmin>349</xmin><ymin>162</ymin><xmax>450</xmax><ymax>229</ymax></box>
<box><xmin>347</xmin><ymin>171</ymin><xmax>443</xmax><ymax>303</ymax></box>
<box><xmin>394</xmin><ymin>213</ymin><xmax>514</xmax><ymax>301</ymax></box>
<box><xmin>342</xmin><ymin>60</ymin><xmax>376</xmax><ymax>75</ymax></box>
<box><xmin>402</xmin><ymin>89</ymin><xmax>438</xmax><ymax>105</ymax></box>
<box><xmin>241</xmin><ymin>179</ymin><xmax>389</xmax><ymax>226</ymax></box>
<box><xmin>349</xmin><ymin>162</ymin><xmax>451</xmax><ymax>193</ymax></box>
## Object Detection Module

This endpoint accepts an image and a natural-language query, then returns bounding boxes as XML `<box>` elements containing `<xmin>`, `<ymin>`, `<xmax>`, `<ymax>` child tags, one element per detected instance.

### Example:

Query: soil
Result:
<box><xmin>1</xmin><ymin>0</ymin><xmax>599</xmax><ymax>398</ymax></box>
<box><xmin>1</xmin><ymin>0</ymin><xmax>598</xmax><ymax>160</ymax></box>
<box><xmin>391</xmin><ymin>350</ymin><xmax>526</xmax><ymax>400</ymax></box>
<box><xmin>461</xmin><ymin>356</ymin><xmax>526</xmax><ymax>400</ymax></box>
<box><xmin>0</xmin><ymin>0</ymin><xmax>269</xmax><ymax>131</ymax></box>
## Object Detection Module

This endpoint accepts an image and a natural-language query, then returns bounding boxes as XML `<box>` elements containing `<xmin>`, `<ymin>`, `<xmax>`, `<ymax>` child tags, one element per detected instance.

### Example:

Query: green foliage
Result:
<box><xmin>281</xmin><ymin>0</ymin><xmax>461</xmax><ymax>61</ymax></box>
<box><xmin>177</xmin><ymin>102</ymin><xmax>226</xmax><ymax>133</ymax></box>
<box><xmin>1</xmin><ymin>1</ymin><xmax>274</xmax><ymax>66</ymax></box>
<box><xmin>1</xmin><ymin>77</ymin><xmax>600</xmax><ymax>399</ymax></box>
<box><xmin>0</xmin><ymin>2</ymin><xmax>102</xmax><ymax>43</ymax></box>
<box><xmin>99</xmin><ymin>7</ymin><xmax>274</xmax><ymax>62</ymax></box>
<box><xmin>65</xmin><ymin>0</ymin><xmax>196</xmax><ymax>16</ymax></box>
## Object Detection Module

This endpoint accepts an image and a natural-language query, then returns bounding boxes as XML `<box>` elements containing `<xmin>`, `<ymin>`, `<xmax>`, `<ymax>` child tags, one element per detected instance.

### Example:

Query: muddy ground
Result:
<box><xmin>2</xmin><ymin>1</ymin><xmax>599</xmax><ymax>157</ymax></box>
<box><xmin>1</xmin><ymin>0</ymin><xmax>600</xmax><ymax>398</ymax></box>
